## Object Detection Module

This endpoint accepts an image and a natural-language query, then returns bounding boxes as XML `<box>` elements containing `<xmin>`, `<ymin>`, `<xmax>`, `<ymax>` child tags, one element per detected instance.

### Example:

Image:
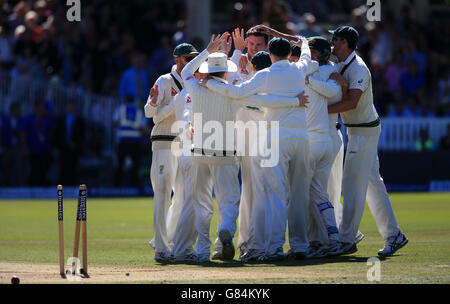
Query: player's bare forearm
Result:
<box><xmin>328</xmin><ymin>89</ymin><xmax>362</xmax><ymax>114</ymax></box>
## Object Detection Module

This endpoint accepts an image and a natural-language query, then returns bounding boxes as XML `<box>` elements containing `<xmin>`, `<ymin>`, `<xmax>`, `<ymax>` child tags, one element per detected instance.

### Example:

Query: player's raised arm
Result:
<box><xmin>181</xmin><ymin>34</ymin><xmax>225</xmax><ymax>93</ymax></box>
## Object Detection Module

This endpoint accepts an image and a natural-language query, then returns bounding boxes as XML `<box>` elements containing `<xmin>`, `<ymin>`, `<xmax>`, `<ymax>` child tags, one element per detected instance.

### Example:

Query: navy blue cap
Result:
<box><xmin>290</xmin><ymin>44</ymin><xmax>301</xmax><ymax>57</ymax></box>
<box><xmin>328</xmin><ymin>26</ymin><xmax>359</xmax><ymax>48</ymax></box>
<box><xmin>269</xmin><ymin>37</ymin><xmax>291</xmax><ymax>57</ymax></box>
<box><xmin>308</xmin><ymin>36</ymin><xmax>331</xmax><ymax>55</ymax></box>
<box><xmin>251</xmin><ymin>51</ymin><xmax>272</xmax><ymax>71</ymax></box>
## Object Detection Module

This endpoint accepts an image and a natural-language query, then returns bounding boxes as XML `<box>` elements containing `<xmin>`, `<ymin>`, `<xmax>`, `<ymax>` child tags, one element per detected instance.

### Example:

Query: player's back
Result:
<box><xmin>256</xmin><ymin>60</ymin><xmax>307</xmax><ymax>131</ymax></box>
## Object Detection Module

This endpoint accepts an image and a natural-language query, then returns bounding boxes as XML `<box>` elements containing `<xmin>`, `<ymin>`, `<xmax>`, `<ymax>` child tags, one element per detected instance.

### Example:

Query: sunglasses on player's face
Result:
<box><xmin>182</xmin><ymin>56</ymin><xmax>196</xmax><ymax>62</ymax></box>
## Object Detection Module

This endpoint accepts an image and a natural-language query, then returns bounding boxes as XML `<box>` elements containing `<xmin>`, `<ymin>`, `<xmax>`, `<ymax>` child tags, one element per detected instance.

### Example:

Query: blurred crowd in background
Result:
<box><xmin>0</xmin><ymin>0</ymin><xmax>449</xmax><ymax>187</ymax></box>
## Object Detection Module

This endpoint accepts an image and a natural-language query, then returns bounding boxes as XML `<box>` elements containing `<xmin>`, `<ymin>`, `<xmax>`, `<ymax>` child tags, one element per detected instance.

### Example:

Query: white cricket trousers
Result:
<box><xmin>151</xmin><ymin>149</ymin><xmax>183</xmax><ymax>253</ymax></box>
<box><xmin>236</xmin><ymin>108</ymin><xmax>265</xmax><ymax>251</ymax></box>
<box><xmin>249</xmin><ymin>127</ymin><xmax>311</xmax><ymax>255</ymax></box>
<box><xmin>307</xmin><ymin>135</ymin><xmax>338</xmax><ymax>245</ymax></box>
<box><xmin>191</xmin><ymin>160</ymin><xmax>240</xmax><ymax>258</ymax></box>
<box><xmin>339</xmin><ymin>126</ymin><xmax>400</xmax><ymax>243</ymax></box>
<box><xmin>327</xmin><ymin>126</ymin><xmax>344</xmax><ymax>226</ymax></box>
<box><xmin>171</xmin><ymin>155</ymin><xmax>197</xmax><ymax>259</ymax></box>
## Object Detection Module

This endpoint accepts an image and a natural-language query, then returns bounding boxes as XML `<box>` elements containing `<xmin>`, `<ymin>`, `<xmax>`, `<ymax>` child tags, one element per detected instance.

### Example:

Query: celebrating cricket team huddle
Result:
<box><xmin>143</xmin><ymin>23</ymin><xmax>409</xmax><ymax>264</ymax></box>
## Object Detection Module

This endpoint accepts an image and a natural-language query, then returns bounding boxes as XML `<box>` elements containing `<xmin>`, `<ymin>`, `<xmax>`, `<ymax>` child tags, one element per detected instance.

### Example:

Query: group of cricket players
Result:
<box><xmin>144</xmin><ymin>23</ymin><xmax>409</xmax><ymax>263</ymax></box>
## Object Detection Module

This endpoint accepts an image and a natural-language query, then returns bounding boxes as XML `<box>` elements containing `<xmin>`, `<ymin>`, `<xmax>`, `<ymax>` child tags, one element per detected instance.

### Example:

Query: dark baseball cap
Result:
<box><xmin>290</xmin><ymin>44</ymin><xmax>301</xmax><ymax>58</ymax></box>
<box><xmin>251</xmin><ymin>51</ymin><xmax>272</xmax><ymax>71</ymax></box>
<box><xmin>308</xmin><ymin>36</ymin><xmax>331</xmax><ymax>55</ymax></box>
<box><xmin>173</xmin><ymin>43</ymin><xmax>199</xmax><ymax>57</ymax></box>
<box><xmin>269</xmin><ymin>37</ymin><xmax>291</xmax><ymax>57</ymax></box>
<box><xmin>328</xmin><ymin>26</ymin><xmax>359</xmax><ymax>48</ymax></box>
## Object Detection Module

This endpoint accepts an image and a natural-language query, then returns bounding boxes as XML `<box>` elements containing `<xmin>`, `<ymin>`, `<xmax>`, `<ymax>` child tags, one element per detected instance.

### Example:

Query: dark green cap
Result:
<box><xmin>308</xmin><ymin>36</ymin><xmax>331</xmax><ymax>55</ymax></box>
<box><xmin>251</xmin><ymin>51</ymin><xmax>272</xmax><ymax>71</ymax></box>
<box><xmin>268</xmin><ymin>37</ymin><xmax>291</xmax><ymax>57</ymax></box>
<box><xmin>173</xmin><ymin>43</ymin><xmax>199</xmax><ymax>57</ymax></box>
<box><xmin>328</xmin><ymin>25</ymin><xmax>359</xmax><ymax>49</ymax></box>
<box><xmin>290</xmin><ymin>44</ymin><xmax>301</xmax><ymax>57</ymax></box>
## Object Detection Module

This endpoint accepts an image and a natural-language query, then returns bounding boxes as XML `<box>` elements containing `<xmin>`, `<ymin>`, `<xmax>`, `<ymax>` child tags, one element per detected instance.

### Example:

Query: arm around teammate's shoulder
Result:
<box><xmin>328</xmin><ymin>89</ymin><xmax>363</xmax><ymax>114</ymax></box>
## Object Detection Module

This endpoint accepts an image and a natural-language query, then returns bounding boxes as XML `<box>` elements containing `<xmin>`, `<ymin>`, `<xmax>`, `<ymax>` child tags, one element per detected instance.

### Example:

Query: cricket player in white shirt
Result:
<box><xmin>144</xmin><ymin>43</ymin><xmax>199</xmax><ymax>262</ymax></box>
<box><xmin>185</xmin><ymin>34</ymin><xmax>307</xmax><ymax>262</ymax></box>
<box><xmin>328</xmin><ymin>26</ymin><xmax>408</xmax><ymax>256</ymax></box>
<box><xmin>205</xmin><ymin>32</ymin><xmax>318</xmax><ymax>261</ymax></box>
<box><xmin>227</xmin><ymin>28</ymin><xmax>269</xmax><ymax>258</ymax></box>
<box><xmin>303</xmin><ymin>36</ymin><xmax>344</xmax><ymax>257</ymax></box>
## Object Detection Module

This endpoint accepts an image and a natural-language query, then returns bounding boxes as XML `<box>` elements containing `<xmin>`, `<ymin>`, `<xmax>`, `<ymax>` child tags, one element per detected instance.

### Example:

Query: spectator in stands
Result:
<box><xmin>400</xmin><ymin>60</ymin><xmax>425</xmax><ymax>97</ymax></box>
<box><xmin>118</xmin><ymin>52</ymin><xmax>150</xmax><ymax>103</ymax></box>
<box><xmin>383</xmin><ymin>52</ymin><xmax>406</xmax><ymax>93</ymax></box>
<box><xmin>23</xmin><ymin>100</ymin><xmax>55</xmax><ymax>186</ymax></box>
<box><xmin>439</xmin><ymin>124</ymin><xmax>450</xmax><ymax>150</ymax></box>
<box><xmin>113</xmin><ymin>95</ymin><xmax>146</xmax><ymax>187</ymax></box>
<box><xmin>366</xmin><ymin>22</ymin><xmax>393</xmax><ymax>72</ymax></box>
<box><xmin>413</xmin><ymin>128</ymin><xmax>436</xmax><ymax>152</ymax></box>
<box><xmin>298</xmin><ymin>13</ymin><xmax>322</xmax><ymax>38</ymax></box>
<box><xmin>7</xmin><ymin>1</ymin><xmax>30</xmax><ymax>30</ymax></box>
<box><xmin>55</xmin><ymin>100</ymin><xmax>86</xmax><ymax>186</ymax></box>
<box><xmin>0</xmin><ymin>102</ymin><xmax>27</xmax><ymax>186</ymax></box>
<box><xmin>0</xmin><ymin>23</ymin><xmax>15</xmax><ymax>70</ymax></box>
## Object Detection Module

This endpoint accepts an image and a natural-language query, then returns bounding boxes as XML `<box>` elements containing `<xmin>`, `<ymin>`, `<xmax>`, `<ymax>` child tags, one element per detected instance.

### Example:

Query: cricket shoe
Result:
<box><xmin>378</xmin><ymin>231</ymin><xmax>408</xmax><ymax>257</ymax></box>
<box><xmin>238</xmin><ymin>244</ymin><xmax>248</xmax><ymax>260</ymax></box>
<box><xmin>341</xmin><ymin>242</ymin><xmax>358</xmax><ymax>255</ymax></box>
<box><xmin>355</xmin><ymin>231</ymin><xmax>365</xmax><ymax>244</ymax></box>
<box><xmin>240</xmin><ymin>249</ymin><xmax>265</xmax><ymax>262</ymax></box>
<box><xmin>285</xmin><ymin>247</ymin><xmax>316</xmax><ymax>260</ymax></box>
<box><xmin>196</xmin><ymin>255</ymin><xmax>210</xmax><ymax>264</ymax></box>
<box><xmin>176</xmin><ymin>253</ymin><xmax>198</xmax><ymax>263</ymax></box>
<box><xmin>310</xmin><ymin>241</ymin><xmax>324</xmax><ymax>251</ymax></box>
<box><xmin>155</xmin><ymin>252</ymin><xmax>174</xmax><ymax>263</ymax></box>
<box><xmin>263</xmin><ymin>247</ymin><xmax>285</xmax><ymax>262</ymax></box>
<box><xmin>218</xmin><ymin>229</ymin><xmax>235</xmax><ymax>260</ymax></box>
<box><xmin>326</xmin><ymin>241</ymin><xmax>344</xmax><ymax>257</ymax></box>
<box><xmin>211</xmin><ymin>250</ymin><xmax>224</xmax><ymax>260</ymax></box>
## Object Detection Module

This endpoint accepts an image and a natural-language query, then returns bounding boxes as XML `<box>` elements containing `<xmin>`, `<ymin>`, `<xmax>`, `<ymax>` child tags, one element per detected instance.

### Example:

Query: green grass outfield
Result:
<box><xmin>1</xmin><ymin>192</ymin><xmax>450</xmax><ymax>283</ymax></box>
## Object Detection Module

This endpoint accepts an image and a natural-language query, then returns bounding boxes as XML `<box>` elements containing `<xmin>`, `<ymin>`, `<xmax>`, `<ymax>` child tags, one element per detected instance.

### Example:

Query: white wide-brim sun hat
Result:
<box><xmin>199</xmin><ymin>52</ymin><xmax>238</xmax><ymax>73</ymax></box>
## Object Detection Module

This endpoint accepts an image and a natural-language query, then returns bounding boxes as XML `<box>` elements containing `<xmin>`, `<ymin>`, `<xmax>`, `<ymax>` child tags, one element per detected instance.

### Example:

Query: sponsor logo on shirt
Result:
<box><xmin>186</xmin><ymin>96</ymin><xmax>192</xmax><ymax>103</ymax></box>
<box><xmin>171</xmin><ymin>87</ymin><xmax>178</xmax><ymax>96</ymax></box>
<box><xmin>232</xmin><ymin>79</ymin><xmax>239</xmax><ymax>85</ymax></box>
<box><xmin>358</xmin><ymin>79</ymin><xmax>364</xmax><ymax>84</ymax></box>
<box><xmin>241</xmin><ymin>68</ymin><xmax>249</xmax><ymax>75</ymax></box>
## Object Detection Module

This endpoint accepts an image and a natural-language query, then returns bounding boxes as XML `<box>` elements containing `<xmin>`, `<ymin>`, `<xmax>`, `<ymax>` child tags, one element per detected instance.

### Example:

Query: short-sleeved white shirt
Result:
<box><xmin>339</xmin><ymin>52</ymin><xmax>379</xmax><ymax>125</ymax></box>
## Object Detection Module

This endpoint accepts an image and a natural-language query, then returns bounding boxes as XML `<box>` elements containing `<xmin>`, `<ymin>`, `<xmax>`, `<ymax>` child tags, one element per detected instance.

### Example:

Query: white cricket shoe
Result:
<box><xmin>378</xmin><ymin>231</ymin><xmax>408</xmax><ymax>257</ymax></box>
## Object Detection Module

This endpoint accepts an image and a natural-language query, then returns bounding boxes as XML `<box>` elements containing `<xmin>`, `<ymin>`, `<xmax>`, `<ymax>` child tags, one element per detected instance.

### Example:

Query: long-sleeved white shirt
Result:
<box><xmin>305</xmin><ymin>61</ymin><xmax>341</xmax><ymax>139</ymax></box>
<box><xmin>206</xmin><ymin>43</ymin><xmax>318</xmax><ymax>131</ymax></box>
<box><xmin>143</xmin><ymin>65</ymin><xmax>184</xmax><ymax>150</ymax></box>
<box><xmin>181</xmin><ymin>49</ymin><xmax>301</xmax><ymax>163</ymax></box>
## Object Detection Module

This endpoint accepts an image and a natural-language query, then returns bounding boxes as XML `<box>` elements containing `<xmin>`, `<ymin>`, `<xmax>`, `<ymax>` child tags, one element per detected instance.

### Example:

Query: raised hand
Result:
<box><xmin>206</xmin><ymin>34</ymin><xmax>224</xmax><ymax>53</ymax></box>
<box><xmin>149</xmin><ymin>85</ymin><xmax>159</xmax><ymax>106</ymax></box>
<box><xmin>239</xmin><ymin>54</ymin><xmax>249</xmax><ymax>70</ymax></box>
<box><xmin>219</xmin><ymin>32</ymin><xmax>232</xmax><ymax>56</ymax></box>
<box><xmin>297</xmin><ymin>91</ymin><xmax>309</xmax><ymax>108</ymax></box>
<box><xmin>232</xmin><ymin>28</ymin><xmax>247</xmax><ymax>51</ymax></box>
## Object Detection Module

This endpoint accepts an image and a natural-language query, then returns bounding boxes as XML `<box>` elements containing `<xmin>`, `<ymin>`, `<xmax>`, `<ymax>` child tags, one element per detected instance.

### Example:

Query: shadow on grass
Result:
<box><xmin>166</xmin><ymin>254</ymin><xmax>372</xmax><ymax>268</ymax></box>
